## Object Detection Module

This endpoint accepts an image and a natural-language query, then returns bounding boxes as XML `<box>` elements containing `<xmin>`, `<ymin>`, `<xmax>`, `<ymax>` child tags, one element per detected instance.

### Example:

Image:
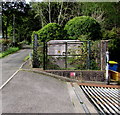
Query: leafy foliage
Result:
<box><xmin>109</xmin><ymin>38</ymin><xmax>120</xmax><ymax>62</ymax></box>
<box><xmin>2</xmin><ymin>2</ymin><xmax>120</xmax><ymax>65</ymax></box>
<box><xmin>37</xmin><ymin>23</ymin><xmax>66</xmax><ymax>42</ymax></box>
<box><xmin>2</xmin><ymin>2</ymin><xmax>40</xmax><ymax>44</ymax></box>
<box><xmin>90</xmin><ymin>40</ymin><xmax>101</xmax><ymax>70</ymax></box>
<box><xmin>0</xmin><ymin>47</ymin><xmax>19</xmax><ymax>58</ymax></box>
<box><xmin>81</xmin><ymin>2</ymin><xmax>120</xmax><ymax>30</ymax></box>
<box><xmin>64</xmin><ymin>16</ymin><xmax>101</xmax><ymax>40</ymax></box>
<box><xmin>102</xmin><ymin>28</ymin><xmax>117</xmax><ymax>40</ymax></box>
<box><xmin>31</xmin><ymin>2</ymin><xmax>82</xmax><ymax>27</ymax></box>
<box><xmin>0</xmin><ymin>39</ymin><xmax>11</xmax><ymax>45</ymax></box>
<box><xmin>108</xmin><ymin>28</ymin><xmax>120</xmax><ymax>63</ymax></box>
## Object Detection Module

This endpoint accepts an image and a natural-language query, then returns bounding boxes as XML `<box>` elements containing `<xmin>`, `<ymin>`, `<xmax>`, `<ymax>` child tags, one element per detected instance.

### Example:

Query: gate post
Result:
<box><xmin>87</xmin><ymin>40</ymin><xmax>91</xmax><ymax>70</ymax></box>
<box><xmin>33</xmin><ymin>34</ymin><xmax>39</xmax><ymax>68</ymax></box>
<box><xmin>100</xmin><ymin>40</ymin><xmax>109</xmax><ymax>70</ymax></box>
<box><xmin>65</xmin><ymin>42</ymin><xmax>68</xmax><ymax>69</ymax></box>
<box><xmin>43</xmin><ymin>42</ymin><xmax>46</xmax><ymax>70</ymax></box>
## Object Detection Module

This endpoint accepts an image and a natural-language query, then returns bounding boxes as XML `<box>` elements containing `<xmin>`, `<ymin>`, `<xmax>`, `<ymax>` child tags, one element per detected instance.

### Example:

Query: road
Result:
<box><xmin>1</xmin><ymin>48</ymin><xmax>75</xmax><ymax>113</ymax></box>
<box><xmin>1</xmin><ymin>48</ymin><xmax>31</xmax><ymax>85</ymax></box>
<box><xmin>2</xmin><ymin>71</ymin><xmax>75</xmax><ymax>113</ymax></box>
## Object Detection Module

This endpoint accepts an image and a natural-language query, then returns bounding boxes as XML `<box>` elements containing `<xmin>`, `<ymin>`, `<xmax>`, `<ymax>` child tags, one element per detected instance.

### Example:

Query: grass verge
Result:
<box><xmin>0</xmin><ymin>47</ymin><xmax>19</xmax><ymax>58</ymax></box>
<box><xmin>23</xmin><ymin>55</ymin><xmax>30</xmax><ymax>61</ymax></box>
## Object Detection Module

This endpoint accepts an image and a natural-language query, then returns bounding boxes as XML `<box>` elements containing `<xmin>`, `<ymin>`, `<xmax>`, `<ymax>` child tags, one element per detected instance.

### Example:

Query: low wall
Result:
<box><xmin>45</xmin><ymin>70</ymin><xmax>105</xmax><ymax>82</ymax></box>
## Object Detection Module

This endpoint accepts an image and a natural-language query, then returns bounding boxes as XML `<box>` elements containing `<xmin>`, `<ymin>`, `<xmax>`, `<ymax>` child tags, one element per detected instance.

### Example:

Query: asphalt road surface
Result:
<box><xmin>1</xmin><ymin>48</ymin><xmax>32</xmax><ymax>85</ymax></box>
<box><xmin>1</xmin><ymin>47</ymin><xmax>75</xmax><ymax>113</ymax></box>
<box><xmin>2</xmin><ymin>70</ymin><xmax>75</xmax><ymax>113</ymax></box>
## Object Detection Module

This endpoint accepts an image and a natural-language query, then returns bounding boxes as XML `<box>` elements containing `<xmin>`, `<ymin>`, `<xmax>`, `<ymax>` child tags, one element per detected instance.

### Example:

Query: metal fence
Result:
<box><xmin>46</xmin><ymin>40</ymin><xmax>91</xmax><ymax>70</ymax></box>
<box><xmin>32</xmin><ymin>34</ymin><xmax>108</xmax><ymax>70</ymax></box>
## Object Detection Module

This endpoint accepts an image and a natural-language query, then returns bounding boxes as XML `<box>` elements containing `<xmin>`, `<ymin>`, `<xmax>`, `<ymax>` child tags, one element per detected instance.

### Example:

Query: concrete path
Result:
<box><xmin>1</xmin><ymin>48</ymin><xmax>31</xmax><ymax>84</ymax></box>
<box><xmin>2</xmin><ymin>70</ymin><xmax>75</xmax><ymax>113</ymax></box>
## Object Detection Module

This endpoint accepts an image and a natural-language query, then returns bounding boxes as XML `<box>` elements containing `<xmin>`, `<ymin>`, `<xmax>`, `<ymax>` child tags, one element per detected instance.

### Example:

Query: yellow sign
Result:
<box><xmin>58</xmin><ymin>51</ymin><xmax>61</xmax><ymax>53</ymax></box>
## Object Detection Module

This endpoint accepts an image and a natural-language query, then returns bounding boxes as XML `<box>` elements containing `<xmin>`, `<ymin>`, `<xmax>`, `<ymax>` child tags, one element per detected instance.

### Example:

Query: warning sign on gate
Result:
<box><xmin>58</xmin><ymin>51</ymin><xmax>61</xmax><ymax>53</ymax></box>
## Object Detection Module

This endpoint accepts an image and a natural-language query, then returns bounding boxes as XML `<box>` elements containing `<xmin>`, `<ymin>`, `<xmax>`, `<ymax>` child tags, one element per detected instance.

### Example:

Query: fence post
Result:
<box><xmin>43</xmin><ymin>41</ymin><xmax>48</xmax><ymax>70</ymax></box>
<box><xmin>33</xmin><ymin>34</ymin><xmax>38</xmax><ymax>68</ymax></box>
<box><xmin>65</xmin><ymin>42</ymin><xmax>68</xmax><ymax>69</ymax></box>
<box><xmin>100</xmin><ymin>40</ymin><xmax>109</xmax><ymax>70</ymax></box>
<box><xmin>87</xmin><ymin>40</ymin><xmax>91</xmax><ymax>70</ymax></box>
<box><xmin>45</xmin><ymin>42</ymin><xmax>48</xmax><ymax>70</ymax></box>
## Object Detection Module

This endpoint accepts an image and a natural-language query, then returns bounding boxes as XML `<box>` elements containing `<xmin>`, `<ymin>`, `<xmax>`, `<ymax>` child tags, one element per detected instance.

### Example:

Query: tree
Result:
<box><xmin>81</xmin><ymin>2</ymin><xmax>120</xmax><ymax>30</ymax></box>
<box><xmin>108</xmin><ymin>28</ymin><xmax>120</xmax><ymax>63</ymax></box>
<box><xmin>2</xmin><ymin>2</ymin><xmax>31</xmax><ymax>40</ymax></box>
<box><xmin>64</xmin><ymin>16</ymin><xmax>101</xmax><ymax>40</ymax></box>
<box><xmin>2</xmin><ymin>1</ymin><xmax>40</xmax><ymax>44</ymax></box>
<box><xmin>31</xmin><ymin>2</ymin><xmax>82</xmax><ymax>27</ymax></box>
<box><xmin>37</xmin><ymin>23</ymin><xmax>66</xmax><ymax>42</ymax></box>
<box><xmin>2</xmin><ymin>2</ymin><xmax>22</xmax><ymax>38</ymax></box>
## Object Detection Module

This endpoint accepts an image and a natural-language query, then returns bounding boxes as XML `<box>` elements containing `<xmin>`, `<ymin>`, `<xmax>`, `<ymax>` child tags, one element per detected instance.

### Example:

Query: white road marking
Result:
<box><xmin>0</xmin><ymin>60</ymin><xmax>28</xmax><ymax>90</ymax></box>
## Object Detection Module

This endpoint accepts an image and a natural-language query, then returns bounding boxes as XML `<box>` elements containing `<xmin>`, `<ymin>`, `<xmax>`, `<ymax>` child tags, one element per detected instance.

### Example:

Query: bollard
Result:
<box><xmin>106</xmin><ymin>51</ymin><xmax>109</xmax><ymax>82</ymax></box>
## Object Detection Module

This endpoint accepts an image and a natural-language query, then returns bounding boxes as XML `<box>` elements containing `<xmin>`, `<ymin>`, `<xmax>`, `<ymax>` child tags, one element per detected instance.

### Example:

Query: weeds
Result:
<box><xmin>0</xmin><ymin>47</ymin><xmax>19</xmax><ymax>58</ymax></box>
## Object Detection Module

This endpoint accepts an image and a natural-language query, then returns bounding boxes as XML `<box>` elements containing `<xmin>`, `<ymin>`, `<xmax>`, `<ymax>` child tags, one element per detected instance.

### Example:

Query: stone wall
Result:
<box><xmin>45</xmin><ymin>70</ymin><xmax>105</xmax><ymax>82</ymax></box>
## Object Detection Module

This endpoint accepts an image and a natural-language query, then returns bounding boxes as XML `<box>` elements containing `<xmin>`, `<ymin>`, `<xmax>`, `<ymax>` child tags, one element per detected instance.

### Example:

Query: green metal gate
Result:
<box><xmin>32</xmin><ymin>34</ymin><xmax>91</xmax><ymax>70</ymax></box>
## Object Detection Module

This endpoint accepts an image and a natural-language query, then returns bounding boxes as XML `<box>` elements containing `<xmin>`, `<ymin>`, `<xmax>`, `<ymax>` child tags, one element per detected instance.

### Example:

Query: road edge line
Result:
<box><xmin>19</xmin><ymin>60</ymin><xmax>28</xmax><ymax>69</ymax></box>
<box><xmin>0</xmin><ymin>60</ymin><xmax>28</xmax><ymax>90</ymax></box>
<box><xmin>0</xmin><ymin>70</ymin><xmax>19</xmax><ymax>90</ymax></box>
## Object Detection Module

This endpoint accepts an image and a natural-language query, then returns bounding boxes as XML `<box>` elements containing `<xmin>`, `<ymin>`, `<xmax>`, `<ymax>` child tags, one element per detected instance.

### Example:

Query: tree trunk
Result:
<box><xmin>2</xmin><ymin>25</ymin><xmax>5</xmax><ymax>38</ymax></box>
<box><xmin>5</xmin><ymin>17</ymin><xmax>10</xmax><ymax>39</ymax></box>
<box><xmin>5</xmin><ymin>26</ymin><xmax>7</xmax><ymax>39</ymax></box>
<box><xmin>48</xmin><ymin>0</ymin><xmax>51</xmax><ymax>23</ymax></box>
<box><xmin>58</xmin><ymin>1</ymin><xmax>63</xmax><ymax>25</ymax></box>
<box><xmin>2</xmin><ymin>14</ymin><xmax>5</xmax><ymax>38</ymax></box>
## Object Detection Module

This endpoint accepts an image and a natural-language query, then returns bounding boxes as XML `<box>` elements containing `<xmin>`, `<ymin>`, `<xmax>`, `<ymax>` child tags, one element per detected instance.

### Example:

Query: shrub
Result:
<box><xmin>0</xmin><ymin>39</ymin><xmax>11</xmax><ymax>45</ymax></box>
<box><xmin>107</xmin><ymin>28</ymin><xmax>120</xmax><ymax>63</ymax></box>
<box><xmin>18</xmin><ymin>40</ymin><xmax>29</xmax><ymax>48</ymax></box>
<box><xmin>108</xmin><ymin>38</ymin><xmax>120</xmax><ymax>63</ymax></box>
<box><xmin>37</xmin><ymin>23</ymin><xmax>66</xmax><ymax>42</ymax></box>
<box><xmin>31</xmin><ymin>31</ymin><xmax>38</xmax><ymax>41</ymax></box>
<box><xmin>64</xmin><ymin>16</ymin><xmax>101</xmax><ymax>40</ymax></box>
<box><xmin>0</xmin><ymin>47</ymin><xmax>19</xmax><ymax>58</ymax></box>
<box><xmin>102</xmin><ymin>28</ymin><xmax>117</xmax><ymax>40</ymax></box>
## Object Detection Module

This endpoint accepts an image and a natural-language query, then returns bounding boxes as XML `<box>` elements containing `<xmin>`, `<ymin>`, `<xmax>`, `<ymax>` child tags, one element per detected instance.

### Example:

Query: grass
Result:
<box><xmin>0</xmin><ymin>47</ymin><xmax>19</xmax><ymax>58</ymax></box>
<box><xmin>23</xmin><ymin>55</ymin><xmax>30</xmax><ymax>61</ymax></box>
